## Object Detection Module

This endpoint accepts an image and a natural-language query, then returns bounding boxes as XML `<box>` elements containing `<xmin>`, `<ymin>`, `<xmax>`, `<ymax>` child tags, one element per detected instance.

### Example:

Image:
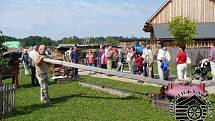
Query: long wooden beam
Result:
<box><xmin>203</xmin><ymin>80</ymin><xmax>215</xmax><ymax>87</ymax></box>
<box><xmin>44</xmin><ymin>58</ymin><xmax>215</xmax><ymax>87</ymax></box>
<box><xmin>44</xmin><ymin>58</ymin><xmax>169</xmax><ymax>86</ymax></box>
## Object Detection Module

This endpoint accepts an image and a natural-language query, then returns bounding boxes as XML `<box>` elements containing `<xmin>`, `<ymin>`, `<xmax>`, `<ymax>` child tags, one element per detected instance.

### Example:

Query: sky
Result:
<box><xmin>0</xmin><ymin>0</ymin><xmax>164</xmax><ymax>40</ymax></box>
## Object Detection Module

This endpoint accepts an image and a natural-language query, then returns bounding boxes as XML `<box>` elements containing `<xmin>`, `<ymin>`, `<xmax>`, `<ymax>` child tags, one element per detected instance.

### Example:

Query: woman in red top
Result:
<box><xmin>86</xmin><ymin>51</ymin><xmax>95</xmax><ymax>67</ymax></box>
<box><xmin>134</xmin><ymin>54</ymin><xmax>144</xmax><ymax>75</ymax></box>
<box><xmin>176</xmin><ymin>45</ymin><xmax>187</xmax><ymax>80</ymax></box>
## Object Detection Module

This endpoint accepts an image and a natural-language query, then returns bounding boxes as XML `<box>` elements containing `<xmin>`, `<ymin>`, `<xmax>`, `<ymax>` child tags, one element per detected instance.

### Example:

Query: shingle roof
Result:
<box><xmin>153</xmin><ymin>23</ymin><xmax>215</xmax><ymax>40</ymax></box>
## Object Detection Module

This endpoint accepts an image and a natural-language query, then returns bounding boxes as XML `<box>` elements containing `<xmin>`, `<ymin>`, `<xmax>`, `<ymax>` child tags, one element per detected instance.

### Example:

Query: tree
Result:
<box><xmin>105</xmin><ymin>36</ymin><xmax>120</xmax><ymax>46</ymax></box>
<box><xmin>0</xmin><ymin>31</ymin><xmax>9</xmax><ymax>70</ymax></box>
<box><xmin>168</xmin><ymin>16</ymin><xmax>197</xmax><ymax>46</ymax></box>
<box><xmin>21</xmin><ymin>36</ymin><xmax>55</xmax><ymax>47</ymax></box>
<box><xmin>59</xmin><ymin>36</ymin><xmax>82</xmax><ymax>44</ymax></box>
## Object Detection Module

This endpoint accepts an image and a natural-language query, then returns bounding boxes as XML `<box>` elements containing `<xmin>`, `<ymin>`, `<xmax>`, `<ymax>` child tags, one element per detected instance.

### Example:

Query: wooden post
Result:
<box><xmin>0</xmin><ymin>84</ymin><xmax>3</xmax><ymax>119</ymax></box>
<box><xmin>3</xmin><ymin>84</ymin><xmax>5</xmax><ymax>116</ymax></box>
<box><xmin>0</xmin><ymin>74</ymin><xmax>2</xmax><ymax>86</ymax></box>
<box><xmin>0</xmin><ymin>84</ymin><xmax>15</xmax><ymax>119</ymax></box>
<box><xmin>12</xmin><ymin>84</ymin><xmax>15</xmax><ymax>110</ymax></box>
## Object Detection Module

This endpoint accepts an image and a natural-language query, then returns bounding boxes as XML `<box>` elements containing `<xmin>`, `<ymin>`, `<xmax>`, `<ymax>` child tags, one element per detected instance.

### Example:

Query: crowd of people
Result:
<box><xmin>65</xmin><ymin>42</ymin><xmax>215</xmax><ymax>81</ymax></box>
<box><xmin>60</xmin><ymin>42</ymin><xmax>191</xmax><ymax>81</ymax></box>
<box><xmin>19</xmin><ymin>42</ymin><xmax>215</xmax><ymax>104</ymax></box>
<box><xmin>75</xmin><ymin>42</ymin><xmax>172</xmax><ymax>80</ymax></box>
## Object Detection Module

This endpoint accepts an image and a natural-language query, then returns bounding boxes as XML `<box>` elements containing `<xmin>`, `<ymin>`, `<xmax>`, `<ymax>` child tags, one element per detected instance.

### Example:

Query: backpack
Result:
<box><xmin>161</xmin><ymin>59</ymin><xmax>169</xmax><ymax>76</ymax></box>
<box><xmin>22</xmin><ymin>53</ymin><xmax>29</xmax><ymax>62</ymax></box>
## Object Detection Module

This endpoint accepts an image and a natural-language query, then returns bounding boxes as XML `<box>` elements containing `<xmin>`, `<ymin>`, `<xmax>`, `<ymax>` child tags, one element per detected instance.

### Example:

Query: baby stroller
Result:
<box><xmin>192</xmin><ymin>59</ymin><xmax>211</xmax><ymax>81</ymax></box>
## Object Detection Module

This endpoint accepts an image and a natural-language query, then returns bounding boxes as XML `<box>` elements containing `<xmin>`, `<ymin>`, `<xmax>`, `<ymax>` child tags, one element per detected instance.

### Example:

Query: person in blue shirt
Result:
<box><xmin>135</xmin><ymin>41</ymin><xmax>143</xmax><ymax>55</ymax></box>
<box><xmin>21</xmin><ymin>49</ymin><xmax>30</xmax><ymax>75</ymax></box>
<box><xmin>70</xmin><ymin>46</ymin><xmax>79</xmax><ymax>79</ymax></box>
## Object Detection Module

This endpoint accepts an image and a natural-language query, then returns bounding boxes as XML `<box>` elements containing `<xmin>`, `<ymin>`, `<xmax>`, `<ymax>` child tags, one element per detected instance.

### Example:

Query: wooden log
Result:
<box><xmin>203</xmin><ymin>80</ymin><xmax>215</xmax><ymax>87</ymax></box>
<box><xmin>44</xmin><ymin>58</ymin><xmax>169</xmax><ymax>86</ymax></box>
<box><xmin>12</xmin><ymin>84</ymin><xmax>16</xmax><ymax>110</ymax></box>
<box><xmin>79</xmin><ymin>82</ymin><xmax>130</xmax><ymax>97</ymax></box>
<box><xmin>3</xmin><ymin>85</ymin><xmax>5</xmax><ymax>115</ymax></box>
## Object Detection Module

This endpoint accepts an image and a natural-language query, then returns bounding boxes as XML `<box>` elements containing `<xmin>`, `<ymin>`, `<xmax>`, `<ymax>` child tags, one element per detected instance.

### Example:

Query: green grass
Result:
<box><xmin>2</xmin><ymin>69</ymin><xmax>215</xmax><ymax>121</ymax></box>
<box><xmin>123</xmin><ymin>61</ymin><xmax>195</xmax><ymax>77</ymax></box>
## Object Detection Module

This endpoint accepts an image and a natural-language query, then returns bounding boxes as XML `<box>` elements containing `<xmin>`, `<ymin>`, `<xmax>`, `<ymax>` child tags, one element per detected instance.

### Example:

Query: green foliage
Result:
<box><xmin>2</xmin><ymin>35</ymin><xmax>145</xmax><ymax>48</ymax></box>
<box><xmin>105</xmin><ymin>36</ymin><xmax>121</xmax><ymax>46</ymax></box>
<box><xmin>4</xmin><ymin>36</ymin><xmax>20</xmax><ymax>42</ymax></box>
<box><xmin>0</xmin><ymin>44</ymin><xmax>9</xmax><ymax>70</ymax></box>
<box><xmin>58</xmin><ymin>36</ymin><xmax>121</xmax><ymax>46</ymax></box>
<box><xmin>0</xmin><ymin>34</ymin><xmax>10</xmax><ymax>70</ymax></box>
<box><xmin>59</xmin><ymin>36</ymin><xmax>82</xmax><ymax>44</ymax></box>
<box><xmin>168</xmin><ymin>16</ymin><xmax>197</xmax><ymax>45</ymax></box>
<box><xmin>21</xmin><ymin>36</ymin><xmax>57</xmax><ymax>47</ymax></box>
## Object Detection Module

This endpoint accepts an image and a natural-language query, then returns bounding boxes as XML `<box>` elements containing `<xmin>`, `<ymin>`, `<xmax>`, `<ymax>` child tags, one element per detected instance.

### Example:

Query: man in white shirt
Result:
<box><xmin>65</xmin><ymin>47</ymin><xmax>72</xmax><ymax>62</ymax></box>
<box><xmin>142</xmin><ymin>44</ymin><xmax>148</xmax><ymax>76</ymax></box>
<box><xmin>157</xmin><ymin>45</ymin><xmax>165</xmax><ymax>80</ymax></box>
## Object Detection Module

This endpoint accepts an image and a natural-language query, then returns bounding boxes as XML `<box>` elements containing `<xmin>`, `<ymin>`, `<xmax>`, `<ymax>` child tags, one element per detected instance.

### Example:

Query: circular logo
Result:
<box><xmin>187</xmin><ymin>105</ymin><xmax>203</xmax><ymax>120</ymax></box>
<box><xmin>169</xmin><ymin>93</ymin><xmax>213</xmax><ymax>121</ymax></box>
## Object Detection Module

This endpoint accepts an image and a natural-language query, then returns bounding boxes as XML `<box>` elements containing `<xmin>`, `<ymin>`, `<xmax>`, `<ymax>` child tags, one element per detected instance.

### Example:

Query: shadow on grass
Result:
<box><xmin>6</xmin><ymin>93</ymin><xmax>138</xmax><ymax>119</ymax></box>
<box><xmin>20</xmin><ymin>81</ymin><xmax>57</xmax><ymax>89</ymax></box>
<box><xmin>6</xmin><ymin>93</ymin><xmax>84</xmax><ymax>119</ymax></box>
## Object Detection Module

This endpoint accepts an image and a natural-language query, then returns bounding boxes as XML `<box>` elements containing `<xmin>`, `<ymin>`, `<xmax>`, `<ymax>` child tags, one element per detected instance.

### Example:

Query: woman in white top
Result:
<box><xmin>126</xmin><ymin>47</ymin><xmax>132</xmax><ymax>72</ymax></box>
<box><xmin>156</xmin><ymin>45</ymin><xmax>171</xmax><ymax>80</ymax></box>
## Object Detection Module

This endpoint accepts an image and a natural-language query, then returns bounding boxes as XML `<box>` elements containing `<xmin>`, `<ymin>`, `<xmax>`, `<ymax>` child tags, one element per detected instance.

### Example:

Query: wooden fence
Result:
<box><xmin>168</xmin><ymin>48</ymin><xmax>210</xmax><ymax>65</ymax></box>
<box><xmin>0</xmin><ymin>84</ymin><xmax>16</xmax><ymax>119</ymax></box>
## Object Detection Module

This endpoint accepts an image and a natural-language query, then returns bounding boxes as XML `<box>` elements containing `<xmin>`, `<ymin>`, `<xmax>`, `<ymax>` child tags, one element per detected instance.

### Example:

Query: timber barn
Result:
<box><xmin>144</xmin><ymin>0</ymin><xmax>215</xmax><ymax>48</ymax></box>
<box><xmin>119</xmin><ymin>38</ymin><xmax>147</xmax><ymax>49</ymax></box>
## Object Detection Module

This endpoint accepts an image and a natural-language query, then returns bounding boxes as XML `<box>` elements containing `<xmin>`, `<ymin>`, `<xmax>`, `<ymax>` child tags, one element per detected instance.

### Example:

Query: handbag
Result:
<box><xmin>186</xmin><ymin>57</ymin><xmax>191</xmax><ymax>65</ymax></box>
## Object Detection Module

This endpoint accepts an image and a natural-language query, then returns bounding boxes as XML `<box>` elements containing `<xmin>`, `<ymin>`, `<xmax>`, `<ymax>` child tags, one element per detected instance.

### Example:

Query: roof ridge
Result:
<box><xmin>146</xmin><ymin>0</ymin><xmax>171</xmax><ymax>23</ymax></box>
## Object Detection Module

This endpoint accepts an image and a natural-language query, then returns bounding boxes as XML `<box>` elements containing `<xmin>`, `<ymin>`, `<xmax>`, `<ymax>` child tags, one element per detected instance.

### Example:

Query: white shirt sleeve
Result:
<box><xmin>165</xmin><ymin>51</ymin><xmax>171</xmax><ymax>61</ymax></box>
<box><xmin>157</xmin><ymin>49</ymin><xmax>165</xmax><ymax>60</ymax></box>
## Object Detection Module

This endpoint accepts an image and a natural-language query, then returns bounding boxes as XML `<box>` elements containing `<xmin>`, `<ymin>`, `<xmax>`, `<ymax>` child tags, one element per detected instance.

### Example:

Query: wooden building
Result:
<box><xmin>144</xmin><ymin>0</ymin><xmax>215</xmax><ymax>48</ymax></box>
<box><xmin>119</xmin><ymin>38</ymin><xmax>148</xmax><ymax>49</ymax></box>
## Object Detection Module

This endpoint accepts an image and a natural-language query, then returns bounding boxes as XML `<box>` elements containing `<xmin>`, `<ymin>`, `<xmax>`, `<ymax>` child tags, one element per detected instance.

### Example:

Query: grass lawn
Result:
<box><xmin>3</xmin><ymin>69</ymin><xmax>215</xmax><ymax>121</ymax></box>
<box><xmin>124</xmin><ymin>61</ymin><xmax>195</xmax><ymax>77</ymax></box>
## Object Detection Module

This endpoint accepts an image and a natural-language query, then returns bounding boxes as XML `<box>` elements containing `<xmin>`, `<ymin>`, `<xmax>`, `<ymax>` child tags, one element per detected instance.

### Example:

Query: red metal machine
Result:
<box><xmin>164</xmin><ymin>82</ymin><xmax>208</xmax><ymax>98</ymax></box>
